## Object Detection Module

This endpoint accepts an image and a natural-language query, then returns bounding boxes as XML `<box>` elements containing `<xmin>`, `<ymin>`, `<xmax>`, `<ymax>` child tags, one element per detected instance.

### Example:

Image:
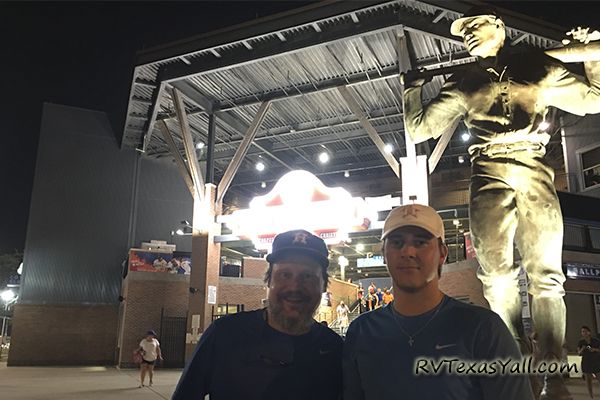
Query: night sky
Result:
<box><xmin>2</xmin><ymin>1</ymin><xmax>597</xmax><ymax>254</ymax></box>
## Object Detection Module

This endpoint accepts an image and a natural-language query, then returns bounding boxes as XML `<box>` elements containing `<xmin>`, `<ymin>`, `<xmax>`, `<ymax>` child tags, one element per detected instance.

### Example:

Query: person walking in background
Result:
<box><xmin>336</xmin><ymin>301</ymin><xmax>350</xmax><ymax>336</ymax></box>
<box><xmin>357</xmin><ymin>285</ymin><xmax>365</xmax><ymax>313</ymax></box>
<box><xmin>375</xmin><ymin>288</ymin><xmax>384</xmax><ymax>308</ymax></box>
<box><xmin>382</xmin><ymin>288</ymin><xmax>394</xmax><ymax>306</ymax></box>
<box><xmin>368</xmin><ymin>282</ymin><xmax>376</xmax><ymax>296</ymax></box>
<box><xmin>578</xmin><ymin>326</ymin><xmax>600</xmax><ymax>398</ymax></box>
<box><xmin>366</xmin><ymin>290</ymin><xmax>378</xmax><ymax>311</ymax></box>
<box><xmin>138</xmin><ymin>330</ymin><xmax>162</xmax><ymax>388</ymax></box>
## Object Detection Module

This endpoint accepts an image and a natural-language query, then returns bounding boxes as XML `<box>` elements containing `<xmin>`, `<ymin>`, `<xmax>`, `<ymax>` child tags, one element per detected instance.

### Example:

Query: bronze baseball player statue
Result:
<box><xmin>403</xmin><ymin>5</ymin><xmax>600</xmax><ymax>400</ymax></box>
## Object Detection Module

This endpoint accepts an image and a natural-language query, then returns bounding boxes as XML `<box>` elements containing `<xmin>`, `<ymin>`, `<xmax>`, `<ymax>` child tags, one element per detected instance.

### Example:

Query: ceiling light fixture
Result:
<box><xmin>255</xmin><ymin>161</ymin><xmax>265</xmax><ymax>171</ymax></box>
<box><xmin>318</xmin><ymin>152</ymin><xmax>329</xmax><ymax>164</ymax></box>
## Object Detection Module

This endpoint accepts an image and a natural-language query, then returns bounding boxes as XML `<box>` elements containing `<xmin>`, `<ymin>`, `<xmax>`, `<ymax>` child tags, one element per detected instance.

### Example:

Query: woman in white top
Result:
<box><xmin>137</xmin><ymin>330</ymin><xmax>162</xmax><ymax>388</ymax></box>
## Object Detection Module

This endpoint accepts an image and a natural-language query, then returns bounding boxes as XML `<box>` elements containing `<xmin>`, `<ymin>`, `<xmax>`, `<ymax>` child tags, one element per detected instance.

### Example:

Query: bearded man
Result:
<box><xmin>172</xmin><ymin>229</ymin><xmax>342</xmax><ymax>400</ymax></box>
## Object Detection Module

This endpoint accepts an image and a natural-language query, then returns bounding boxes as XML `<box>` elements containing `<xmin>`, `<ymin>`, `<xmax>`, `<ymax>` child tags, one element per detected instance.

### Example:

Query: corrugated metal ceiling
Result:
<box><xmin>122</xmin><ymin>0</ymin><xmax>563</xmax><ymax>205</ymax></box>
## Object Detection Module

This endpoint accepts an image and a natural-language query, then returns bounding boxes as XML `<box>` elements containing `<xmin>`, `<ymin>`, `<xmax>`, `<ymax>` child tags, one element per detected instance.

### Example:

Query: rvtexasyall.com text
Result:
<box><xmin>415</xmin><ymin>357</ymin><xmax>577</xmax><ymax>376</ymax></box>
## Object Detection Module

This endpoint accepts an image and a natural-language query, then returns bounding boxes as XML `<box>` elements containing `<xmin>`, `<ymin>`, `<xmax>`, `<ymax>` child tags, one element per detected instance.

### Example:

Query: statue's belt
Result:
<box><xmin>470</xmin><ymin>142</ymin><xmax>545</xmax><ymax>157</ymax></box>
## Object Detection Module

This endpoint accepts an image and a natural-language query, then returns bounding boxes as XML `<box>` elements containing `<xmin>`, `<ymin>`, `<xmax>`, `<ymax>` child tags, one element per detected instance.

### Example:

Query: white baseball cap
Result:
<box><xmin>450</xmin><ymin>6</ymin><xmax>501</xmax><ymax>37</ymax></box>
<box><xmin>381</xmin><ymin>204</ymin><xmax>445</xmax><ymax>241</ymax></box>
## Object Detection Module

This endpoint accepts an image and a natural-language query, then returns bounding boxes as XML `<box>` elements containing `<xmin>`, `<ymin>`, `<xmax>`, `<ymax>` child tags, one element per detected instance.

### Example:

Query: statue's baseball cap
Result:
<box><xmin>266</xmin><ymin>229</ymin><xmax>329</xmax><ymax>269</ymax></box>
<box><xmin>450</xmin><ymin>5</ymin><xmax>502</xmax><ymax>36</ymax></box>
<box><xmin>381</xmin><ymin>204</ymin><xmax>445</xmax><ymax>241</ymax></box>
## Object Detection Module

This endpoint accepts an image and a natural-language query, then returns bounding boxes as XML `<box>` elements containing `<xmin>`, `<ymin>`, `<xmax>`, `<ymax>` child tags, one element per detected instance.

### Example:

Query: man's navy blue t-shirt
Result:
<box><xmin>172</xmin><ymin>309</ymin><xmax>343</xmax><ymax>400</ymax></box>
<box><xmin>343</xmin><ymin>296</ymin><xmax>534</xmax><ymax>400</ymax></box>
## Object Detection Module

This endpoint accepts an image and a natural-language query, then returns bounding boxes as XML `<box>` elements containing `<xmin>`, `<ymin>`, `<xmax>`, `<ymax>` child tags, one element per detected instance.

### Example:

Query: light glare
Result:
<box><xmin>1</xmin><ymin>289</ymin><xmax>15</xmax><ymax>302</ymax></box>
<box><xmin>538</xmin><ymin>121</ymin><xmax>550</xmax><ymax>131</ymax></box>
<box><xmin>318</xmin><ymin>152</ymin><xmax>329</xmax><ymax>163</ymax></box>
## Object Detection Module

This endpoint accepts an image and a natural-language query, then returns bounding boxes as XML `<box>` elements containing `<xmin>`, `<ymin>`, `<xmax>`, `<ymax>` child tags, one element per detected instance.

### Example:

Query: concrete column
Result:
<box><xmin>185</xmin><ymin>184</ymin><xmax>222</xmax><ymax>360</ymax></box>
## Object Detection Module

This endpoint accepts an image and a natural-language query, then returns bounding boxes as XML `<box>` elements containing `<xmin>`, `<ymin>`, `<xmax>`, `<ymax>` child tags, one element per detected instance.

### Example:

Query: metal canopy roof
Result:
<box><xmin>122</xmin><ymin>0</ymin><xmax>564</xmax><ymax>206</ymax></box>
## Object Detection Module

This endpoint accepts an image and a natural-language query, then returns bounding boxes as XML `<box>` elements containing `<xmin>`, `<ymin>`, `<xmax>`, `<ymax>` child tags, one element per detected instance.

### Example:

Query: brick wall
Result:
<box><xmin>8</xmin><ymin>304</ymin><xmax>118</xmax><ymax>366</ymax></box>
<box><xmin>243</xmin><ymin>257</ymin><xmax>268</xmax><ymax>280</ymax></box>
<box><xmin>117</xmin><ymin>271</ymin><xmax>189</xmax><ymax>367</ymax></box>
<box><xmin>218</xmin><ymin>277</ymin><xmax>267</xmax><ymax>311</ymax></box>
<box><xmin>118</xmin><ymin>262</ymin><xmax>269</xmax><ymax>367</ymax></box>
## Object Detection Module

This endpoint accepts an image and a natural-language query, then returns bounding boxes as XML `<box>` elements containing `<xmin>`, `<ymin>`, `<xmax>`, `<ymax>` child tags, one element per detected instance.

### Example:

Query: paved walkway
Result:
<box><xmin>0</xmin><ymin>362</ymin><xmax>596</xmax><ymax>399</ymax></box>
<box><xmin>0</xmin><ymin>363</ymin><xmax>182</xmax><ymax>400</ymax></box>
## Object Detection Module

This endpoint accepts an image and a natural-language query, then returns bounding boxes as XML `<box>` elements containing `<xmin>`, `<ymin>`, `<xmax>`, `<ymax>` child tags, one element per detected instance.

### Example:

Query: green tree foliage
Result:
<box><xmin>0</xmin><ymin>251</ymin><xmax>22</xmax><ymax>287</ymax></box>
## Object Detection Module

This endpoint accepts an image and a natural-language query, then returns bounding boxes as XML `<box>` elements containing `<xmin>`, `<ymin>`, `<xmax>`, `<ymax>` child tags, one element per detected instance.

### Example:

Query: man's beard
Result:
<box><xmin>268</xmin><ymin>292</ymin><xmax>319</xmax><ymax>335</ymax></box>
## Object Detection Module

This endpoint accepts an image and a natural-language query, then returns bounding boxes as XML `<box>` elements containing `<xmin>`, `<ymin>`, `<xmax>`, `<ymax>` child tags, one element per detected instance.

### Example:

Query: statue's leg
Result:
<box><xmin>513</xmin><ymin>155</ymin><xmax>569</xmax><ymax>400</ymax></box>
<box><xmin>470</xmin><ymin>157</ymin><xmax>523</xmax><ymax>339</ymax></box>
<box><xmin>514</xmin><ymin>155</ymin><xmax>565</xmax><ymax>360</ymax></box>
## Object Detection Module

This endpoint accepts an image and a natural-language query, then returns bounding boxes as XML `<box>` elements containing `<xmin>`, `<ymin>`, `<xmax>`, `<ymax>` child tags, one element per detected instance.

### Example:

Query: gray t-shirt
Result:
<box><xmin>343</xmin><ymin>296</ymin><xmax>534</xmax><ymax>400</ymax></box>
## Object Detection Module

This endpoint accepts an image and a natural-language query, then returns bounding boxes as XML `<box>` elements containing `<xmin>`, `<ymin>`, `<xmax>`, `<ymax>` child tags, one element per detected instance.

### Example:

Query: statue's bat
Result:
<box><xmin>545</xmin><ymin>41</ymin><xmax>600</xmax><ymax>63</ymax></box>
<box><xmin>402</xmin><ymin>42</ymin><xmax>600</xmax><ymax>84</ymax></box>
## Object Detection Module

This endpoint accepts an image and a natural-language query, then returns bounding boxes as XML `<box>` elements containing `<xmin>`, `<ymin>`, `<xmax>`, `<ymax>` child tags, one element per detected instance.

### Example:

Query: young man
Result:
<box><xmin>171</xmin><ymin>229</ymin><xmax>342</xmax><ymax>400</ymax></box>
<box><xmin>343</xmin><ymin>204</ymin><xmax>533</xmax><ymax>400</ymax></box>
<box><xmin>403</xmin><ymin>6</ymin><xmax>599</xmax><ymax>399</ymax></box>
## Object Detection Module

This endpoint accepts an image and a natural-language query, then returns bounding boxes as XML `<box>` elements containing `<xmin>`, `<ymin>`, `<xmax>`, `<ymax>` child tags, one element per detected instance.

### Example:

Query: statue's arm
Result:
<box><xmin>544</xmin><ymin>59</ymin><xmax>600</xmax><ymax>116</ymax></box>
<box><xmin>545</xmin><ymin>28</ymin><xmax>600</xmax><ymax>116</ymax></box>
<box><xmin>403</xmin><ymin>78</ymin><xmax>467</xmax><ymax>144</ymax></box>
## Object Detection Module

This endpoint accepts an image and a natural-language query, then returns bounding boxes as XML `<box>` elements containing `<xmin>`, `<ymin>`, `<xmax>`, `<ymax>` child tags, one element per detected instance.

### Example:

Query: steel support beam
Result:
<box><xmin>215</xmin><ymin>109</ymin><xmax>294</xmax><ymax>171</ymax></box>
<box><xmin>396</xmin><ymin>26</ymin><xmax>417</xmax><ymax>162</ymax></box>
<box><xmin>173</xmin><ymin>89</ymin><xmax>205</xmax><ymax>201</ymax></box>
<box><xmin>217</xmin><ymin>65</ymin><xmax>401</xmax><ymax>112</ymax></box>
<box><xmin>141</xmin><ymin>82</ymin><xmax>166</xmax><ymax>152</ymax></box>
<box><xmin>337</xmin><ymin>86</ymin><xmax>400</xmax><ymax>177</ymax></box>
<box><xmin>164</xmin><ymin>81</ymin><xmax>294</xmax><ymax>172</ymax></box>
<box><xmin>158</xmin><ymin>121</ymin><xmax>196</xmax><ymax>197</ymax></box>
<box><xmin>232</xmin><ymin>158</ymin><xmax>394</xmax><ymax>187</ymax></box>
<box><xmin>171</xmin><ymin>81</ymin><xmax>215</xmax><ymax>113</ymax></box>
<box><xmin>217</xmin><ymin>101</ymin><xmax>271</xmax><ymax>204</ymax></box>
<box><xmin>427</xmin><ymin>119</ymin><xmax>461</xmax><ymax>173</ymax></box>
<box><xmin>206</xmin><ymin>113</ymin><xmax>216</xmax><ymax>184</ymax></box>
<box><xmin>150</xmin><ymin>120</ymin><xmax>404</xmax><ymax>161</ymax></box>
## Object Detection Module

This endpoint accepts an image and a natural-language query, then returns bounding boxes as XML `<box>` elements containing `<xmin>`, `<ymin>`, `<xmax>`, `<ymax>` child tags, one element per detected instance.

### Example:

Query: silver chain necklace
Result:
<box><xmin>391</xmin><ymin>296</ymin><xmax>447</xmax><ymax>347</ymax></box>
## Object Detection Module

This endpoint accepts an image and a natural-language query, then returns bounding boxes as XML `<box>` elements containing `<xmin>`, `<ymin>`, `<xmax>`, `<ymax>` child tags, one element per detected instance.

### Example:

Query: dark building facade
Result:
<box><xmin>9</xmin><ymin>103</ymin><xmax>193</xmax><ymax>365</ymax></box>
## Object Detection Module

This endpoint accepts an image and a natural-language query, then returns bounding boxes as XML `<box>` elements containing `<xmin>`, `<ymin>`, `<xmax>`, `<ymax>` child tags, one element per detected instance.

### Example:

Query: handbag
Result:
<box><xmin>133</xmin><ymin>349</ymin><xmax>143</xmax><ymax>364</ymax></box>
